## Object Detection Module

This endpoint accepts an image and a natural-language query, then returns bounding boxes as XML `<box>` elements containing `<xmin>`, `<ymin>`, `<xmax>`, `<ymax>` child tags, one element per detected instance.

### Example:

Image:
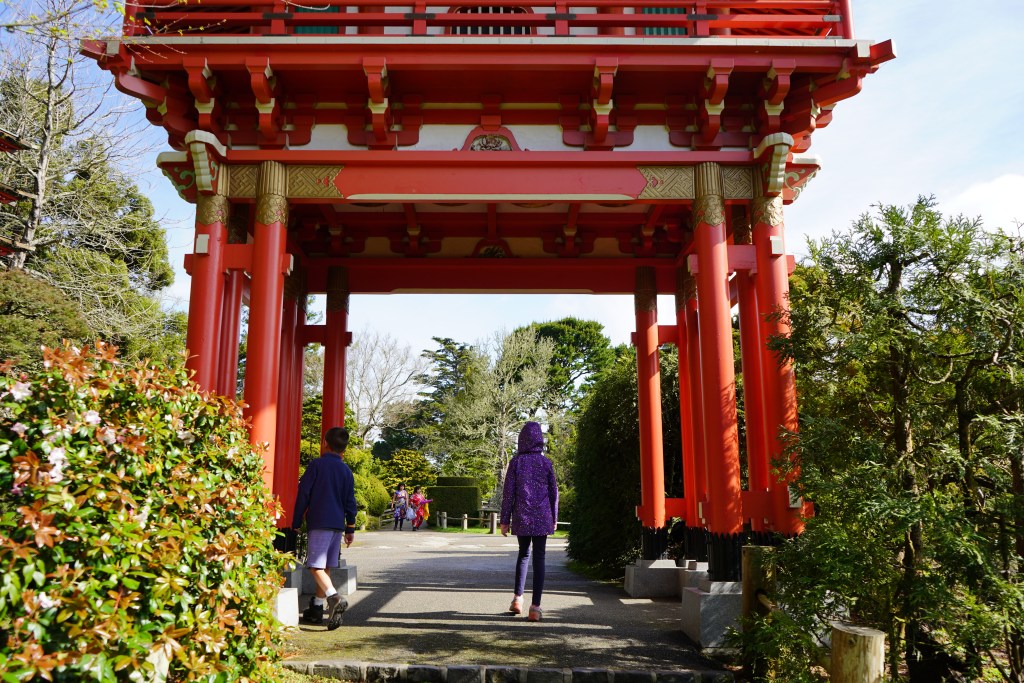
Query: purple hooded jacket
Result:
<box><xmin>500</xmin><ymin>422</ymin><xmax>559</xmax><ymax>536</ymax></box>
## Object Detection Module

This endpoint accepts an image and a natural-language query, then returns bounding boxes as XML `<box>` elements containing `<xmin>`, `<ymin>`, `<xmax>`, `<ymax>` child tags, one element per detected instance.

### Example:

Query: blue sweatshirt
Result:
<box><xmin>292</xmin><ymin>452</ymin><xmax>359</xmax><ymax>531</ymax></box>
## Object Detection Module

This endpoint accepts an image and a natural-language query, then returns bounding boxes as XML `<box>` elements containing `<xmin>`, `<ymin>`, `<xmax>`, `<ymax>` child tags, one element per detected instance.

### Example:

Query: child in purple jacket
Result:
<box><xmin>500</xmin><ymin>421</ymin><xmax>559</xmax><ymax>622</ymax></box>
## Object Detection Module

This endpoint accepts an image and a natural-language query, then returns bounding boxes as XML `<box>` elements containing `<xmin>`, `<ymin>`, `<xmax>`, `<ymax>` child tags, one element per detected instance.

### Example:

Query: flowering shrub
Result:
<box><xmin>0</xmin><ymin>343</ymin><xmax>289</xmax><ymax>681</ymax></box>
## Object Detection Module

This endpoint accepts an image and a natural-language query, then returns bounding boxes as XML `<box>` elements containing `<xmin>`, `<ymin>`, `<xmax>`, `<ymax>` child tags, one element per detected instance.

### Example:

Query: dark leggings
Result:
<box><xmin>393</xmin><ymin>513</ymin><xmax>404</xmax><ymax>530</ymax></box>
<box><xmin>515</xmin><ymin>535</ymin><xmax>547</xmax><ymax>607</ymax></box>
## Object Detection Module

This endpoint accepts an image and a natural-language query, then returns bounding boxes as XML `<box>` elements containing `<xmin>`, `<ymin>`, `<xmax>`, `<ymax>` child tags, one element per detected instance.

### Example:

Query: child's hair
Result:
<box><xmin>413</xmin><ymin>486</ymin><xmax>422</xmax><ymax>493</ymax></box>
<box><xmin>398</xmin><ymin>483</ymin><xmax>406</xmax><ymax>490</ymax></box>
<box><xmin>325</xmin><ymin>426</ymin><xmax>349</xmax><ymax>453</ymax></box>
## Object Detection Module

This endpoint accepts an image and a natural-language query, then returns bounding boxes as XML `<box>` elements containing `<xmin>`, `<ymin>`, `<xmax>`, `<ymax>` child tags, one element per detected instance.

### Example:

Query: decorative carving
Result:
<box><xmin>676</xmin><ymin>269</ymin><xmax>697</xmax><ymax>303</ymax></box>
<box><xmin>196</xmin><ymin>193</ymin><xmax>229</xmax><ymax>226</ymax></box>
<box><xmin>227</xmin><ymin>205</ymin><xmax>249</xmax><ymax>243</ymax></box>
<box><xmin>283</xmin><ymin>267</ymin><xmax>306</xmax><ymax>302</ymax></box>
<box><xmin>229</xmin><ymin>165</ymin><xmax>258</xmax><ymax>198</ymax></box>
<box><xmin>158</xmin><ymin>160</ymin><xmax>197</xmax><ymax>203</ymax></box>
<box><xmin>753</xmin><ymin>132</ymin><xmax>794</xmax><ymax>196</ymax></box>
<box><xmin>634</xmin><ymin>267</ymin><xmax>657</xmax><ymax>314</ymax></box>
<box><xmin>784</xmin><ymin>165</ymin><xmax>819</xmax><ymax>202</ymax></box>
<box><xmin>257</xmin><ymin>160</ymin><xmax>287</xmax><ymax>197</ymax></box>
<box><xmin>185</xmin><ymin>130</ymin><xmax>227</xmax><ymax>195</ymax></box>
<box><xmin>637</xmin><ymin>166</ymin><xmax>695</xmax><ymax>200</ymax></box>
<box><xmin>469</xmin><ymin>135</ymin><xmax>512</xmax><ymax>152</ymax></box>
<box><xmin>693</xmin><ymin>195</ymin><xmax>726</xmax><ymax>227</ymax></box>
<box><xmin>722</xmin><ymin>166</ymin><xmax>754</xmax><ymax>199</ymax></box>
<box><xmin>255</xmin><ymin>194</ymin><xmax>288</xmax><ymax>226</ymax></box>
<box><xmin>752</xmin><ymin>195</ymin><xmax>784</xmax><ymax>227</ymax></box>
<box><xmin>289</xmin><ymin>166</ymin><xmax>344</xmax><ymax>198</ymax></box>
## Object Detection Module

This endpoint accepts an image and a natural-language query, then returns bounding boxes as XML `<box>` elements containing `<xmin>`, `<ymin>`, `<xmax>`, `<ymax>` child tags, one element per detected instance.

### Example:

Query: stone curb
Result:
<box><xmin>282</xmin><ymin>661</ymin><xmax>733</xmax><ymax>683</ymax></box>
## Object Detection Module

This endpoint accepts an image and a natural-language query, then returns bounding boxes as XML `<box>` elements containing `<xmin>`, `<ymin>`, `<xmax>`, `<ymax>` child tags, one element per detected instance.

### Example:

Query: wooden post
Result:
<box><xmin>741</xmin><ymin>546</ymin><xmax>776</xmax><ymax>679</ymax></box>
<box><xmin>831</xmin><ymin>624</ymin><xmax>885</xmax><ymax>683</ymax></box>
<box><xmin>489</xmin><ymin>512</ymin><xmax>498</xmax><ymax>534</ymax></box>
<box><xmin>461</xmin><ymin>514</ymin><xmax>468</xmax><ymax>530</ymax></box>
<box><xmin>440</xmin><ymin>511</ymin><xmax>447</xmax><ymax>529</ymax></box>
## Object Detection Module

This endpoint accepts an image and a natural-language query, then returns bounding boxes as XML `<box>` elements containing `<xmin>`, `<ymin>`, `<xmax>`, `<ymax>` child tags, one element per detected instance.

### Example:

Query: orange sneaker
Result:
<box><xmin>528</xmin><ymin>605</ymin><xmax>542</xmax><ymax>622</ymax></box>
<box><xmin>509</xmin><ymin>596</ymin><xmax>523</xmax><ymax>614</ymax></box>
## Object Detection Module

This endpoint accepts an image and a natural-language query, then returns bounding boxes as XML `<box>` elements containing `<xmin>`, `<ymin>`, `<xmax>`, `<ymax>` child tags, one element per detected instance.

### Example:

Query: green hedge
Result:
<box><xmin>428</xmin><ymin>485</ymin><xmax>481</xmax><ymax>523</ymax></box>
<box><xmin>435</xmin><ymin>476</ymin><xmax>479</xmax><ymax>487</ymax></box>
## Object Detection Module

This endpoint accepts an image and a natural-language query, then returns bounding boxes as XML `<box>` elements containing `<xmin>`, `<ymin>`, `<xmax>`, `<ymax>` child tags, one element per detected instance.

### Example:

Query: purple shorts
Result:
<box><xmin>306</xmin><ymin>529</ymin><xmax>344</xmax><ymax>569</ymax></box>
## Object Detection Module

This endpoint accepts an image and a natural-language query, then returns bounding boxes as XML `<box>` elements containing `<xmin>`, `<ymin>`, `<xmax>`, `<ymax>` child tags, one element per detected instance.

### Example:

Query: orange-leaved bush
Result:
<box><xmin>0</xmin><ymin>343</ymin><xmax>290</xmax><ymax>681</ymax></box>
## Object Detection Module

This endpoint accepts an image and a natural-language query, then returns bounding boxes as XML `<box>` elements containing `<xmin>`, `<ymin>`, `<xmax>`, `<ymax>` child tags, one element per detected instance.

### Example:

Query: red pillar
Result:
<box><xmin>244</xmin><ymin>161</ymin><xmax>289</xmax><ymax>491</ymax></box>
<box><xmin>217</xmin><ymin>270</ymin><xmax>245</xmax><ymax>398</ymax></box>
<box><xmin>753</xmin><ymin>187</ymin><xmax>806</xmax><ymax>535</ymax></box>
<box><xmin>322</xmin><ymin>266</ymin><xmax>349</xmax><ymax>437</ymax></box>
<box><xmin>685</xmin><ymin>299</ymin><xmax>709</xmax><ymax>520</ymax></box>
<box><xmin>217</xmin><ymin>209</ymin><xmax>249</xmax><ymax>398</ymax></box>
<box><xmin>675</xmin><ymin>271</ymin><xmax>700</xmax><ymax>528</ymax></box>
<box><xmin>634</xmin><ymin>267</ymin><xmax>665</xmax><ymax>529</ymax></box>
<box><xmin>275</xmin><ymin>279</ymin><xmax>303</xmax><ymax>528</ymax></box>
<box><xmin>735</xmin><ymin>219</ymin><xmax>770</xmax><ymax>531</ymax></box>
<box><xmin>693</xmin><ymin>162</ymin><xmax>742</xmax><ymax>535</ymax></box>
<box><xmin>184</xmin><ymin>193</ymin><xmax>228</xmax><ymax>390</ymax></box>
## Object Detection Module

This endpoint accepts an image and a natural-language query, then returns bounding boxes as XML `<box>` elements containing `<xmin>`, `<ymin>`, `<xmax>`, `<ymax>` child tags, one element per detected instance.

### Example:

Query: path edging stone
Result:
<box><xmin>283</xmin><ymin>662</ymin><xmax>732</xmax><ymax>682</ymax></box>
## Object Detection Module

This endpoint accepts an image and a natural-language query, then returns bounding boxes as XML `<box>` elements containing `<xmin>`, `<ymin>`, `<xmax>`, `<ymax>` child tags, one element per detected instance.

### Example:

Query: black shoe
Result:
<box><xmin>326</xmin><ymin>594</ymin><xmax>348</xmax><ymax>631</ymax></box>
<box><xmin>302</xmin><ymin>602</ymin><xmax>324</xmax><ymax>624</ymax></box>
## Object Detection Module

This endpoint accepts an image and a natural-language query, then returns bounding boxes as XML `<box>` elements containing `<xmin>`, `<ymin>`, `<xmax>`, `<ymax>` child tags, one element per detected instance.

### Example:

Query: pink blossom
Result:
<box><xmin>8</xmin><ymin>382</ymin><xmax>31</xmax><ymax>401</ymax></box>
<box><xmin>10</xmin><ymin>483</ymin><xmax>23</xmax><ymax>495</ymax></box>
<box><xmin>37</xmin><ymin>594</ymin><xmax>58</xmax><ymax>610</ymax></box>
<box><xmin>83</xmin><ymin>410</ymin><xmax>101</xmax><ymax>426</ymax></box>
<box><xmin>11</xmin><ymin>422</ymin><xmax>27</xmax><ymax>437</ymax></box>
<box><xmin>48</xmin><ymin>448</ymin><xmax>67</xmax><ymax>468</ymax></box>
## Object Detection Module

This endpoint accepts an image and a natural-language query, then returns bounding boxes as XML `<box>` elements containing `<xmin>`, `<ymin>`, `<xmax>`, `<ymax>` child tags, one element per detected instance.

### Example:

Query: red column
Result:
<box><xmin>634</xmin><ymin>267</ymin><xmax>665</xmax><ymax>529</ymax></box>
<box><xmin>217</xmin><ymin>209</ymin><xmax>249</xmax><ymax>398</ymax></box>
<box><xmin>322</xmin><ymin>266</ymin><xmax>349</xmax><ymax>437</ymax></box>
<box><xmin>184</xmin><ymin>193</ymin><xmax>228</xmax><ymax>390</ymax></box>
<box><xmin>675</xmin><ymin>271</ymin><xmax>699</xmax><ymax>527</ymax></box>
<box><xmin>217</xmin><ymin>270</ymin><xmax>245</xmax><ymax>397</ymax></box>
<box><xmin>685</xmin><ymin>299</ymin><xmax>709</xmax><ymax>519</ymax></box>
<box><xmin>244</xmin><ymin>161</ymin><xmax>289</xmax><ymax>491</ymax></box>
<box><xmin>693</xmin><ymin>162</ymin><xmax>742</xmax><ymax>535</ymax></box>
<box><xmin>735</xmin><ymin>219</ymin><xmax>770</xmax><ymax>531</ymax></box>
<box><xmin>275</xmin><ymin>279</ymin><xmax>304</xmax><ymax>528</ymax></box>
<box><xmin>753</xmin><ymin>187</ymin><xmax>806</xmax><ymax>535</ymax></box>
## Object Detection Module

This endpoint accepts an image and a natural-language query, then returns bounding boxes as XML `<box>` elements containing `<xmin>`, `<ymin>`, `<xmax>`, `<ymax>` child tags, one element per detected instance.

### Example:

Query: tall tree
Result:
<box><xmin>521</xmin><ymin>317</ymin><xmax>614</xmax><ymax>411</ymax></box>
<box><xmin>751</xmin><ymin>198</ymin><xmax>1024</xmax><ymax>682</ymax></box>
<box><xmin>345</xmin><ymin>328</ymin><xmax>428</xmax><ymax>442</ymax></box>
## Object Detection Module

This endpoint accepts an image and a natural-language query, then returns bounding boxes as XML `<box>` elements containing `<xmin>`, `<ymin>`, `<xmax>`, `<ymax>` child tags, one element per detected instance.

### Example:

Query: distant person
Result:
<box><xmin>392</xmin><ymin>482</ymin><xmax>409</xmax><ymax>530</ymax></box>
<box><xmin>292</xmin><ymin>426</ymin><xmax>358</xmax><ymax>630</ymax></box>
<box><xmin>410</xmin><ymin>485</ymin><xmax>433</xmax><ymax>531</ymax></box>
<box><xmin>500</xmin><ymin>421</ymin><xmax>558</xmax><ymax>622</ymax></box>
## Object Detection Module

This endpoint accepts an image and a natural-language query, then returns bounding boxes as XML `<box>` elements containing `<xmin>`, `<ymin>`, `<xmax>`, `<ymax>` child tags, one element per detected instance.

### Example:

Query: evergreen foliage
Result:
<box><xmin>0</xmin><ymin>269</ymin><xmax>90</xmax><ymax>370</ymax></box>
<box><xmin>743</xmin><ymin>198</ymin><xmax>1024</xmax><ymax>682</ymax></box>
<box><xmin>376</xmin><ymin>448</ymin><xmax>438</xmax><ymax>493</ymax></box>
<box><xmin>567</xmin><ymin>349</ymin><xmax>682</xmax><ymax>575</ymax></box>
<box><xmin>429</xmin><ymin>485</ymin><xmax>483</xmax><ymax>522</ymax></box>
<box><xmin>0</xmin><ymin>343</ymin><xmax>288</xmax><ymax>681</ymax></box>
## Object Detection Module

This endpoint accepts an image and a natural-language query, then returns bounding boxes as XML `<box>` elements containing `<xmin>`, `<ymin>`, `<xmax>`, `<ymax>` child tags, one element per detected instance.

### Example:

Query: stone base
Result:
<box><xmin>623</xmin><ymin>559</ymin><xmax>680</xmax><ymax>598</ymax></box>
<box><xmin>677</xmin><ymin>560</ymin><xmax>710</xmax><ymax>596</ymax></box>
<box><xmin>680</xmin><ymin>579</ymin><xmax>742</xmax><ymax>648</ymax></box>
<box><xmin>275</xmin><ymin>587</ymin><xmax>300</xmax><ymax>627</ymax></box>
<box><xmin>282</xmin><ymin>562</ymin><xmax>358</xmax><ymax>596</ymax></box>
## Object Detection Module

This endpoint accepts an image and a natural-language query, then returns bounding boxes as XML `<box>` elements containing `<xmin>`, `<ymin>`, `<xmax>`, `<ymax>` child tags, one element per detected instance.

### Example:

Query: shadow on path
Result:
<box><xmin>286</xmin><ymin>530</ymin><xmax>725</xmax><ymax>672</ymax></box>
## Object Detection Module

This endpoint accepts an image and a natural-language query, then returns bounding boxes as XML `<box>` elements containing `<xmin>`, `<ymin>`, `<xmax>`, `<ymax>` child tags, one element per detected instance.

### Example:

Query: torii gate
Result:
<box><xmin>83</xmin><ymin>0</ymin><xmax>892</xmax><ymax>581</ymax></box>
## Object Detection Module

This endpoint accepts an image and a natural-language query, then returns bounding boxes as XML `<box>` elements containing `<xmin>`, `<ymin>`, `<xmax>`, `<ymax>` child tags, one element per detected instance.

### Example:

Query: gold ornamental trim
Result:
<box><xmin>752</xmin><ymin>194</ymin><xmax>785</xmax><ymax>227</ymax></box>
<box><xmin>283</xmin><ymin>267</ymin><xmax>306</xmax><ymax>302</ymax></box>
<box><xmin>634</xmin><ymin>266</ymin><xmax>657</xmax><ymax>314</ymax></box>
<box><xmin>695</xmin><ymin>162</ymin><xmax>723</xmax><ymax>197</ymax></box>
<box><xmin>288</xmin><ymin>166</ymin><xmax>344</xmax><ymax>198</ymax></box>
<box><xmin>229</xmin><ymin>165</ymin><xmax>258</xmax><ymax>198</ymax></box>
<box><xmin>693</xmin><ymin>194</ymin><xmax>726</xmax><ymax>227</ymax></box>
<box><xmin>255</xmin><ymin>194</ymin><xmax>288</xmax><ymax>226</ymax></box>
<box><xmin>637</xmin><ymin>166</ymin><xmax>695</xmax><ymax>200</ymax></box>
<box><xmin>675</xmin><ymin>269</ymin><xmax>696</xmax><ymax>306</ymax></box>
<box><xmin>196</xmin><ymin>193</ymin><xmax>229</xmax><ymax>226</ymax></box>
<box><xmin>257</xmin><ymin>160</ymin><xmax>287</xmax><ymax>197</ymax></box>
<box><xmin>722</xmin><ymin>166</ymin><xmax>753</xmax><ymax>200</ymax></box>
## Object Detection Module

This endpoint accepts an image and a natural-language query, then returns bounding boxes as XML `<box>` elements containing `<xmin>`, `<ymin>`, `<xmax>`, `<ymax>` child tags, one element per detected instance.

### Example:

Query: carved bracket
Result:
<box><xmin>589</xmin><ymin>59</ymin><xmax>618</xmax><ymax>148</ymax></box>
<box><xmin>245</xmin><ymin>57</ymin><xmax>280</xmax><ymax>143</ymax></box>
<box><xmin>157</xmin><ymin>152</ymin><xmax>196</xmax><ymax>203</ymax></box>
<box><xmin>184</xmin><ymin>57</ymin><xmax>220</xmax><ymax>133</ymax></box>
<box><xmin>758</xmin><ymin>59</ymin><xmax>794</xmax><ymax>133</ymax></box>
<box><xmin>696</xmin><ymin>59</ymin><xmax>733</xmax><ymax>148</ymax></box>
<box><xmin>754</xmin><ymin>132</ymin><xmax>794</xmax><ymax>197</ymax></box>
<box><xmin>185</xmin><ymin>130</ymin><xmax>228</xmax><ymax>195</ymax></box>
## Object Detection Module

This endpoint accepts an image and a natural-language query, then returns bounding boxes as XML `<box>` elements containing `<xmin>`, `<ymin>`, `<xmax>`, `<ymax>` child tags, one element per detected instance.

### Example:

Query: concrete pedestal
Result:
<box><xmin>681</xmin><ymin>578</ymin><xmax>742</xmax><ymax>648</ymax></box>
<box><xmin>283</xmin><ymin>561</ymin><xmax>358</xmax><ymax>596</ymax></box>
<box><xmin>624</xmin><ymin>559</ymin><xmax>680</xmax><ymax>598</ymax></box>
<box><xmin>677</xmin><ymin>560</ymin><xmax>710</xmax><ymax>595</ymax></box>
<box><xmin>275</xmin><ymin>587</ymin><xmax>300</xmax><ymax>627</ymax></box>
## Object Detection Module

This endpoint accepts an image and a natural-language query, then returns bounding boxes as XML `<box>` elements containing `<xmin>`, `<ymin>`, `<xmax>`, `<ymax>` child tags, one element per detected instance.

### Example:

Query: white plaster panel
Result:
<box><xmin>406</xmin><ymin>124</ymin><xmax>478</xmax><ymax>151</ymax></box>
<box><xmin>510</xmin><ymin>125</ymin><xmax>572</xmax><ymax>151</ymax></box>
<box><xmin>301</xmin><ymin>123</ymin><xmax>363</xmax><ymax>151</ymax></box>
<box><xmin>619</xmin><ymin>125</ymin><xmax>674</xmax><ymax>152</ymax></box>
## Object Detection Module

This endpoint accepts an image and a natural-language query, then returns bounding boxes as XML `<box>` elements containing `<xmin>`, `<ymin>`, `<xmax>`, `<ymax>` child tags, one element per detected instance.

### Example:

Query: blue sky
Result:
<box><xmin>145</xmin><ymin>0</ymin><xmax>1024</xmax><ymax>356</ymax></box>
